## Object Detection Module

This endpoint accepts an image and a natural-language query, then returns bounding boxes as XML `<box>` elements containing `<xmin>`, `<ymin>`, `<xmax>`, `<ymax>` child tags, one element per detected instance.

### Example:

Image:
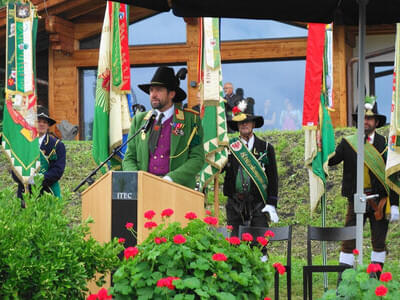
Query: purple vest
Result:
<box><xmin>148</xmin><ymin>115</ymin><xmax>173</xmax><ymax>176</ymax></box>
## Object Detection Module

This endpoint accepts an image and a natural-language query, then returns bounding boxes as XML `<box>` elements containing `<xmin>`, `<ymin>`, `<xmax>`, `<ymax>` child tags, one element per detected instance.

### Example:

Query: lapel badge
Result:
<box><xmin>141</xmin><ymin>131</ymin><xmax>146</xmax><ymax>140</ymax></box>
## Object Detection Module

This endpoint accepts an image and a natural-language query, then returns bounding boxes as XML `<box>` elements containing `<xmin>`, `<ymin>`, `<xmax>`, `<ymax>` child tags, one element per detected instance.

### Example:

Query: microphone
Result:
<box><xmin>142</xmin><ymin>111</ymin><xmax>157</xmax><ymax>133</ymax></box>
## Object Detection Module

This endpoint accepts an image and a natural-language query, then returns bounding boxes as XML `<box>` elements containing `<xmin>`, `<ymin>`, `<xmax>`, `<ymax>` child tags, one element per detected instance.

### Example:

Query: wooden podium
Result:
<box><xmin>81</xmin><ymin>171</ymin><xmax>205</xmax><ymax>292</ymax></box>
<box><xmin>82</xmin><ymin>171</ymin><xmax>205</xmax><ymax>245</ymax></box>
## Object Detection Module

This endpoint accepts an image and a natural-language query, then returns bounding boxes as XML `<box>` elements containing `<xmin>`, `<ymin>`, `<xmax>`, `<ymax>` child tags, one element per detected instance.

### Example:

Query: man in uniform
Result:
<box><xmin>329</xmin><ymin>97</ymin><xmax>399</xmax><ymax>278</ymax></box>
<box><xmin>123</xmin><ymin>66</ymin><xmax>204</xmax><ymax>189</ymax></box>
<box><xmin>223</xmin><ymin>100</ymin><xmax>279</xmax><ymax>237</ymax></box>
<box><xmin>12</xmin><ymin>106</ymin><xmax>66</xmax><ymax>202</ymax></box>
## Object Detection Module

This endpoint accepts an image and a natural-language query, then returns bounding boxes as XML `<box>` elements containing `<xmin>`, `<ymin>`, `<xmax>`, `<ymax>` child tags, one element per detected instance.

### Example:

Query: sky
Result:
<box><xmin>81</xmin><ymin>11</ymin><xmax>393</xmax><ymax>139</ymax></box>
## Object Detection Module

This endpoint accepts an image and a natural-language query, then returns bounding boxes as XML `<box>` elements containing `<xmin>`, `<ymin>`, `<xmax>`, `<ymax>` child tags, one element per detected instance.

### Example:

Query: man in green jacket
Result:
<box><xmin>123</xmin><ymin>67</ymin><xmax>204</xmax><ymax>189</ymax></box>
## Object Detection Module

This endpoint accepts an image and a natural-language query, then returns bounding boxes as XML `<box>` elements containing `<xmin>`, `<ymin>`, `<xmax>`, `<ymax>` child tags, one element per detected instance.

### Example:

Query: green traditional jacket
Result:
<box><xmin>123</xmin><ymin>105</ymin><xmax>205</xmax><ymax>189</ymax></box>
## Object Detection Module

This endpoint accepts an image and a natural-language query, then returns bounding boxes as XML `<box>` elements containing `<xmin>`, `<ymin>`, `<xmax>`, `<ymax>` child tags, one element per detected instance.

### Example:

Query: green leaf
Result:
<box><xmin>215</xmin><ymin>292</ymin><xmax>236</xmax><ymax>300</ymax></box>
<box><xmin>183</xmin><ymin>277</ymin><xmax>201</xmax><ymax>289</ymax></box>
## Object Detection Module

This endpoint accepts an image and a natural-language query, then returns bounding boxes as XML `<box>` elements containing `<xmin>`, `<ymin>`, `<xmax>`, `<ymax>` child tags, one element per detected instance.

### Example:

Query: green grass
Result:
<box><xmin>1</xmin><ymin>126</ymin><xmax>398</xmax><ymax>299</ymax></box>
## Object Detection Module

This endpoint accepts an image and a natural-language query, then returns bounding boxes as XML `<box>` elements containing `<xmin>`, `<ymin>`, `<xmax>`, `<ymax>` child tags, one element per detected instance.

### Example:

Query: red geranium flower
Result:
<box><xmin>212</xmin><ymin>253</ymin><xmax>227</xmax><ymax>261</ymax></box>
<box><xmin>352</xmin><ymin>249</ymin><xmax>359</xmax><ymax>255</ymax></box>
<box><xmin>204</xmin><ymin>216</ymin><xmax>218</xmax><ymax>226</ymax></box>
<box><xmin>173</xmin><ymin>234</ymin><xmax>186</xmax><ymax>244</ymax></box>
<box><xmin>367</xmin><ymin>263</ymin><xmax>382</xmax><ymax>274</ymax></box>
<box><xmin>241</xmin><ymin>232</ymin><xmax>253</xmax><ymax>242</ymax></box>
<box><xmin>264</xmin><ymin>230</ymin><xmax>275</xmax><ymax>238</ymax></box>
<box><xmin>144</xmin><ymin>210</ymin><xmax>156</xmax><ymax>220</ymax></box>
<box><xmin>124</xmin><ymin>246</ymin><xmax>139</xmax><ymax>260</ymax></box>
<box><xmin>375</xmin><ymin>285</ymin><xmax>388</xmax><ymax>297</ymax></box>
<box><xmin>157</xmin><ymin>277</ymin><xmax>180</xmax><ymax>290</ymax></box>
<box><xmin>125</xmin><ymin>222</ymin><xmax>134</xmax><ymax>229</ymax></box>
<box><xmin>205</xmin><ymin>209</ymin><xmax>212</xmax><ymax>215</ymax></box>
<box><xmin>380</xmin><ymin>272</ymin><xmax>392</xmax><ymax>282</ymax></box>
<box><xmin>161</xmin><ymin>208</ymin><xmax>174</xmax><ymax>217</ymax></box>
<box><xmin>257</xmin><ymin>236</ymin><xmax>269</xmax><ymax>246</ymax></box>
<box><xmin>273</xmin><ymin>262</ymin><xmax>286</xmax><ymax>275</ymax></box>
<box><xmin>144</xmin><ymin>221</ymin><xmax>157</xmax><ymax>229</ymax></box>
<box><xmin>229</xmin><ymin>236</ymin><xmax>241</xmax><ymax>245</ymax></box>
<box><xmin>226</xmin><ymin>225</ymin><xmax>233</xmax><ymax>231</ymax></box>
<box><xmin>97</xmin><ymin>288</ymin><xmax>112</xmax><ymax>300</ymax></box>
<box><xmin>118</xmin><ymin>237</ymin><xmax>126</xmax><ymax>244</ymax></box>
<box><xmin>160</xmin><ymin>237</ymin><xmax>167</xmax><ymax>243</ymax></box>
<box><xmin>264</xmin><ymin>298</ymin><xmax>272</xmax><ymax>300</ymax></box>
<box><xmin>154</xmin><ymin>237</ymin><xmax>162</xmax><ymax>244</ymax></box>
<box><xmin>185</xmin><ymin>212</ymin><xmax>197</xmax><ymax>220</ymax></box>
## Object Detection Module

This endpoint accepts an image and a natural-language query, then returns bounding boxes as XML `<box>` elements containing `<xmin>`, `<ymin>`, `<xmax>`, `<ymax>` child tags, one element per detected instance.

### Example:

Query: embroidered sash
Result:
<box><xmin>229</xmin><ymin>137</ymin><xmax>268</xmax><ymax>202</ymax></box>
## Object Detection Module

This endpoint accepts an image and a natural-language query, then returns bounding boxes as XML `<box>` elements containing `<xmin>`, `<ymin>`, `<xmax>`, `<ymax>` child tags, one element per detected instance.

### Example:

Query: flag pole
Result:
<box><xmin>214</xmin><ymin>177</ymin><xmax>220</xmax><ymax>219</ymax></box>
<box><xmin>322</xmin><ymin>192</ymin><xmax>328</xmax><ymax>290</ymax></box>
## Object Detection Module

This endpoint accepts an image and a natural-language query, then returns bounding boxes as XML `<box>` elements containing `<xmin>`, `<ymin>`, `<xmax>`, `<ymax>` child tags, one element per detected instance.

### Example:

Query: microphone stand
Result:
<box><xmin>73</xmin><ymin>122</ymin><xmax>151</xmax><ymax>192</ymax></box>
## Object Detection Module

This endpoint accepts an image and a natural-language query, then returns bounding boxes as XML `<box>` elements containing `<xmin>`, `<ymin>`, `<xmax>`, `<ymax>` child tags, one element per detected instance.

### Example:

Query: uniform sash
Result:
<box><xmin>39</xmin><ymin>140</ymin><xmax>61</xmax><ymax>198</ymax></box>
<box><xmin>344</xmin><ymin>135</ymin><xmax>389</xmax><ymax>195</ymax></box>
<box><xmin>228</xmin><ymin>137</ymin><xmax>268</xmax><ymax>203</ymax></box>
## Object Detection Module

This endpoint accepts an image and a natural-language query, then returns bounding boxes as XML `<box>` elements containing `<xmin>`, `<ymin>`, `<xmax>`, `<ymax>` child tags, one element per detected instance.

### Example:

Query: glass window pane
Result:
<box><xmin>80</xmin><ymin>69</ymin><xmax>97</xmax><ymax>140</ymax></box>
<box><xmin>129</xmin><ymin>12</ymin><xmax>186</xmax><ymax>45</ymax></box>
<box><xmin>374</xmin><ymin>74</ymin><xmax>392</xmax><ymax>124</ymax></box>
<box><xmin>222</xmin><ymin>60</ymin><xmax>305</xmax><ymax>131</ymax></box>
<box><xmin>221</xmin><ymin>19</ymin><xmax>307</xmax><ymax>41</ymax></box>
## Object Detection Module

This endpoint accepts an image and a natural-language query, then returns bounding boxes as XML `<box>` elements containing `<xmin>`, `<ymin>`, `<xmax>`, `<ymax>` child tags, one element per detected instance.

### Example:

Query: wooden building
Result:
<box><xmin>0</xmin><ymin>0</ymin><xmax>397</xmax><ymax>139</ymax></box>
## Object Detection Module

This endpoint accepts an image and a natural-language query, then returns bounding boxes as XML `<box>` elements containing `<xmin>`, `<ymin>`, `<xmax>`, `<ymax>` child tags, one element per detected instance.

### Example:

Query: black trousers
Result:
<box><xmin>226</xmin><ymin>197</ymin><xmax>269</xmax><ymax>237</ymax></box>
<box><xmin>342</xmin><ymin>201</ymin><xmax>388</xmax><ymax>253</ymax></box>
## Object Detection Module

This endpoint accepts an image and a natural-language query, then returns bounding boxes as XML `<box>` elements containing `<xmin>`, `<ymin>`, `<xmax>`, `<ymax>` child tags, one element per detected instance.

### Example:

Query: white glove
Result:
<box><xmin>261</xmin><ymin>204</ymin><xmax>279</xmax><ymax>223</ymax></box>
<box><xmin>163</xmin><ymin>175</ymin><xmax>173</xmax><ymax>182</ymax></box>
<box><xmin>390</xmin><ymin>205</ymin><xmax>399</xmax><ymax>222</ymax></box>
<box><xmin>28</xmin><ymin>177</ymin><xmax>35</xmax><ymax>185</ymax></box>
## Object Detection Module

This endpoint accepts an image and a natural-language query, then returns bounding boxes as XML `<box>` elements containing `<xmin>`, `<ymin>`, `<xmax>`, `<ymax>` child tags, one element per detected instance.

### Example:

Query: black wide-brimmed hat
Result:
<box><xmin>352</xmin><ymin>96</ymin><xmax>386</xmax><ymax>128</ymax></box>
<box><xmin>37</xmin><ymin>105</ymin><xmax>56</xmax><ymax>126</ymax></box>
<box><xmin>227</xmin><ymin>99</ymin><xmax>264</xmax><ymax>132</ymax></box>
<box><xmin>138</xmin><ymin>66</ymin><xmax>187</xmax><ymax>102</ymax></box>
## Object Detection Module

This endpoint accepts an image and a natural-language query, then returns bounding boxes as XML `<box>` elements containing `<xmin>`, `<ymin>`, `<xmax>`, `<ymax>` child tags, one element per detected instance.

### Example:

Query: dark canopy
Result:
<box><xmin>115</xmin><ymin>0</ymin><xmax>400</xmax><ymax>25</ymax></box>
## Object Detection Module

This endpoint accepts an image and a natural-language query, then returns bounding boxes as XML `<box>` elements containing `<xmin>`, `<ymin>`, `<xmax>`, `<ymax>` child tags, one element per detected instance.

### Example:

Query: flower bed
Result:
<box><xmin>106</xmin><ymin>209</ymin><xmax>283</xmax><ymax>299</ymax></box>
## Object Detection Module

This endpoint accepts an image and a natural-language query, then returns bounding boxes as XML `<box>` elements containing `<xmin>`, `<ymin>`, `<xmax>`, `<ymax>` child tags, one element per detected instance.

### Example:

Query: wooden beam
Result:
<box><xmin>186</xmin><ymin>18</ymin><xmax>200</xmax><ymax>108</ymax></box>
<box><xmin>46</xmin><ymin>16</ymin><xmax>76</xmax><ymax>55</ymax></box>
<box><xmin>332</xmin><ymin>25</ymin><xmax>349</xmax><ymax>127</ymax></box>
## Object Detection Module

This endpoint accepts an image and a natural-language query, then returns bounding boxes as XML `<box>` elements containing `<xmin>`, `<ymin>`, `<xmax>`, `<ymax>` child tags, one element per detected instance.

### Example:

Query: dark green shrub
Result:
<box><xmin>0</xmin><ymin>184</ymin><xmax>123</xmax><ymax>299</ymax></box>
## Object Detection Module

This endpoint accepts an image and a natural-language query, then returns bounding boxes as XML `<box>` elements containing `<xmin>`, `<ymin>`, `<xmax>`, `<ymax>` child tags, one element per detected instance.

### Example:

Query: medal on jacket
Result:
<box><xmin>172</xmin><ymin>122</ymin><xmax>184</xmax><ymax>136</ymax></box>
<box><xmin>141</xmin><ymin>131</ymin><xmax>146</xmax><ymax>140</ymax></box>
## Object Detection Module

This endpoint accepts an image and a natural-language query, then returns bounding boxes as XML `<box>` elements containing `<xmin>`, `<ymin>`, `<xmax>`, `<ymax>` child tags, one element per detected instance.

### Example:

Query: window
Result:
<box><xmin>79</xmin><ymin>69</ymin><xmax>97</xmax><ymax>140</ymax></box>
<box><xmin>79</xmin><ymin>65</ymin><xmax>187</xmax><ymax>140</ymax></box>
<box><xmin>369</xmin><ymin>61</ymin><xmax>394</xmax><ymax>124</ymax></box>
<box><xmin>222</xmin><ymin>60</ymin><xmax>305</xmax><ymax>131</ymax></box>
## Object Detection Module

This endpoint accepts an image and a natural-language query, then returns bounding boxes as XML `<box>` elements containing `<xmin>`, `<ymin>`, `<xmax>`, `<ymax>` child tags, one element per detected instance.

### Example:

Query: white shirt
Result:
<box><xmin>155</xmin><ymin>105</ymin><xmax>174</xmax><ymax>124</ymax></box>
<box><xmin>367</xmin><ymin>132</ymin><xmax>375</xmax><ymax>144</ymax></box>
<box><xmin>240</xmin><ymin>134</ymin><xmax>255</xmax><ymax>151</ymax></box>
<box><xmin>38</xmin><ymin>134</ymin><xmax>45</xmax><ymax>149</ymax></box>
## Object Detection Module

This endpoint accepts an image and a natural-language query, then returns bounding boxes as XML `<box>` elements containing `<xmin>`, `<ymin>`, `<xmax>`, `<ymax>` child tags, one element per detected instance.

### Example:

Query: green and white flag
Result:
<box><xmin>92</xmin><ymin>2</ymin><xmax>131</xmax><ymax>173</ymax></box>
<box><xmin>386</xmin><ymin>23</ymin><xmax>400</xmax><ymax>194</ymax></box>
<box><xmin>198</xmin><ymin>18</ymin><xmax>229</xmax><ymax>190</ymax></box>
<box><xmin>1</xmin><ymin>1</ymin><xmax>40</xmax><ymax>185</ymax></box>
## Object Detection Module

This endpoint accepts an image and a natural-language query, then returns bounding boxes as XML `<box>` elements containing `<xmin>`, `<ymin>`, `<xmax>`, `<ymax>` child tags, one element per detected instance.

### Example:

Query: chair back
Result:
<box><xmin>215</xmin><ymin>226</ymin><xmax>229</xmax><ymax>238</ymax></box>
<box><xmin>238</xmin><ymin>225</ymin><xmax>292</xmax><ymax>267</ymax></box>
<box><xmin>306</xmin><ymin>225</ymin><xmax>356</xmax><ymax>265</ymax></box>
